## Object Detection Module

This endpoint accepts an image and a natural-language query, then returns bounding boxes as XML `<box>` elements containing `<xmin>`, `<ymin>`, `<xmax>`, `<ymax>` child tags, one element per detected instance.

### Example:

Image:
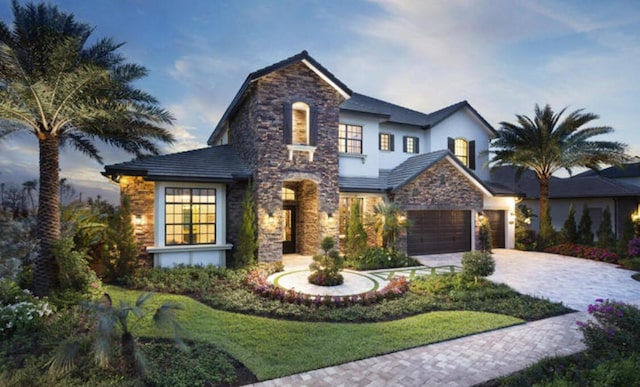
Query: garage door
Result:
<box><xmin>484</xmin><ymin>210</ymin><xmax>506</xmax><ymax>248</ymax></box>
<box><xmin>407</xmin><ymin>210</ymin><xmax>471</xmax><ymax>255</ymax></box>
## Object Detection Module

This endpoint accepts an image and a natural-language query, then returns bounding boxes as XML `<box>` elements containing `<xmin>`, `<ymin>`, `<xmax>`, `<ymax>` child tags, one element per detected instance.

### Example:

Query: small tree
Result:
<box><xmin>308</xmin><ymin>236</ymin><xmax>344</xmax><ymax>286</ymax></box>
<box><xmin>345</xmin><ymin>200</ymin><xmax>368</xmax><ymax>259</ymax></box>
<box><xmin>372</xmin><ymin>202</ymin><xmax>408</xmax><ymax>250</ymax></box>
<box><xmin>478</xmin><ymin>215</ymin><xmax>492</xmax><ymax>253</ymax></box>
<box><xmin>515</xmin><ymin>204</ymin><xmax>537</xmax><ymax>251</ymax></box>
<box><xmin>560</xmin><ymin>203</ymin><xmax>578</xmax><ymax>244</ymax></box>
<box><xmin>596</xmin><ymin>206</ymin><xmax>615</xmax><ymax>250</ymax></box>
<box><xmin>578</xmin><ymin>204</ymin><xmax>594</xmax><ymax>246</ymax></box>
<box><xmin>104</xmin><ymin>195</ymin><xmax>139</xmax><ymax>283</ymax></box>
<box><xmin>233</xmin><ymin>183</ymin><xmax>257</xmax><ymax>268</ymax></box>
<box><xmin>461</xmin><ymin>251</ymin><xmax>495</xmax><ymax>284</ymax></box>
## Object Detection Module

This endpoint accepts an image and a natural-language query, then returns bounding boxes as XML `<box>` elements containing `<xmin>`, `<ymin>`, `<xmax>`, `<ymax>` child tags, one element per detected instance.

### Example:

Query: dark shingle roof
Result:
<box><xmin>575</xmin><ymin>162</ymin><xmax>640</xmax><ymax>179</ymax></box>
<box><xmin>104</xmin><ymin>145</ymin><xmax>251</xmax><ymax>182</ymax></box>
<box><xmin>340</xmin><ymin>150</ymin><xmax>498</xmax><ymax>195</ymax></box>
<box><xmin>341</xmin><ymin>94</ymin><xmax>497</xmax><ymax>135</ymax></box>
<box><xmin>489</xmin><ymin>166</ymin><xmax>640</xmax><ymax>199</ymax></box>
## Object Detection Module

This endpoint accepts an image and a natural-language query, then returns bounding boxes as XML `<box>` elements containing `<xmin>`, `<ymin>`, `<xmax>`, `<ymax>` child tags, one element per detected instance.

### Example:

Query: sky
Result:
<box><xmin>1</xmin><ymin>0</ymin><xmax>639</xmax><ymax>203</ymax></box>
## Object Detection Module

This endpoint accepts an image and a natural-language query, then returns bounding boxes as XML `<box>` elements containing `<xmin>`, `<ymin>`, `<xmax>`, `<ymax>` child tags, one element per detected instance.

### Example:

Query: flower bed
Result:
<box><xmin>245</xmin><ymin>267</ymin><xmax>409</xmax><ymax>307</ymax></box>
<box><xmin>544</xmin><ymin>243</ymin><xmax>619</xmax><ymax>264</ymax></box>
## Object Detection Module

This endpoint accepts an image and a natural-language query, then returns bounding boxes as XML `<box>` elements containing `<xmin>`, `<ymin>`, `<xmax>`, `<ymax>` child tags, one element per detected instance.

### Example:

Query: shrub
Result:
<box><xmin>233</xmin><ymin>182</ymin><xmax>257</xmax><ymax>268</ymax></box>
<box><xmin>544</xmin><ymin>243</ymin><xmax>619</xmax><ymax>264</ymax></box>
<box><xmin>308</xmin><ymin>237</ymin><xmax>344</xmax><ymax>286</ymax></box>
<box><xmin>103</xmin><ymin>194</ymin><xmax>139</xmax><ymax>283</ymax></box>
<box><xmin>344</xmin><ymin>200</ymin><xmax>368</xmax><ymax>259</ymax></box>
<box><xmin>461</xmin><ymin>251</ymin><xmax>495</xmax><ymax>283</ymax></box>
<box><xmin>126</xmin><ymin>264</ymin><xmax>232</xmax><ymax>293</ymax></box>
<box><xmin>577</xmin><ymin>299</ymin><xmax>640</xmax><ymax>359</ymax></box>
<box><xmin>577</xmin><ymin>204</ymin><xmax>594</xmax><ymax>246</ymax></box>
<box><xmin>628</xmin><ymin>237</ymin><xmax>640</xmax><ymax>258</ymax></box>
<box><xmin>0</xmin><ymin>279</ymin><xmax>54</xmax><ymax>340</ymax></box>
<box><xmin>559</xmin><ymin>203</ymin><xmax>578</xmax><ymax>244</ymax></box>
<box><xmin>587</xmin><ymin>355</ymin><xmax>640</xmax><ymax>386</ymax></box>
<box><xmin>478</xmin><ymin>215</ymin><xmax>492</xmax><ymax>252</ymax></box>
<box><xmin>596</xmin><ymin>206</ymin><xmax>615</xmax><ymax>250</ymax></box>
<box><xmin>52</xmin><ymin>238</ymin><xmax>104</xmax><ymax>307</ymax></box>
<box><xmin>347</xmin><ymin>247</ymin><xmax>420</xmax><ymax>270</ymax></box>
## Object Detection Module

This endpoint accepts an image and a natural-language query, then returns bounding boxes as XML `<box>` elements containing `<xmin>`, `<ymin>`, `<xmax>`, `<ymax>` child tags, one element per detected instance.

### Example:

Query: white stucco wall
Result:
<box><xmin>429</xmin><ymin>108</ymin><xmax>494</xmax><ymax>180</ymax></box>
<box><xmin>483</xmin><ymin>195</ymin><xmax>517</xmax><ymax>249</ymax></box>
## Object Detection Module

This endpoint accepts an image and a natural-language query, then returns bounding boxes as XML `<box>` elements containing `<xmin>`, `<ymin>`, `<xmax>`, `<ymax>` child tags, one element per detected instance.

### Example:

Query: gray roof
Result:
<box><xmin>341</xmin><ymin>93</ymin><xmax>497</xmax><ymax>135</ymax></box>
<box><xmin>575</xmin><ymin>162</ymin><xmax>640</xmax><ymax>179</ymax></box>
<box><xmin>104</xmin><ymin>145</ymin><xmax>251</xmax><ymax>182</ymax></box>
<box><xmin>490</xmin><ymin>166</ymin><xmax>640</xmax><ymax>199</ymax></box>
<box><xmin>340</xmin><ymin>149</ymin><xmax>499</xmax><ymax>195</ymax></box>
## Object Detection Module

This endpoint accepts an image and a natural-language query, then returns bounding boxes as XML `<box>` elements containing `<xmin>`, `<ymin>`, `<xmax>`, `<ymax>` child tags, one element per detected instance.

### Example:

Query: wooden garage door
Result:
<box><xmin>484</xmin><ymin>210</ymin><xmax>506</xmax><ymax>248</ymax></box>
<box><xmin>407</xmin><ymin>210</ymin><xmax>471</xmax><ymax>255</ymax></box>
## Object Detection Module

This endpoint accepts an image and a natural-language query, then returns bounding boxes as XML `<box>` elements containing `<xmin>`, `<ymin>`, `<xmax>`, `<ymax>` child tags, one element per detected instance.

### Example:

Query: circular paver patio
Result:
<box><xmin>270</xmin><ymin>269</ymin><xmax>382</xmax><ymax>296</ymax></box>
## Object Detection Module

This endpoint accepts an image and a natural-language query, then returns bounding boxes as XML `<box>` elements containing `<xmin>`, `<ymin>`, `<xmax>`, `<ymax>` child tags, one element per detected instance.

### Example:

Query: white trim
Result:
<box><xmin>339</xmin><ymin>152</ymin><xmax>367</xmax><ymax>164</ymax></box>
<box><xmin>148</xmin><ymin>244</ymin><xmax>233</xmax><ymax>253</ymax></box>
<box><xmin>154</xmin><ymin>181</ymin><xmax>227</xmax><ymax>248</ymax></box>
<box><xmin>302</xmin><ymin>59</ymin><xmax>351</xmax><ymax>99</ymax></box>
<box><xmin>287</xmin><ymin>144</ymin><xmax>317</xmax><ymax>161</ymax></box>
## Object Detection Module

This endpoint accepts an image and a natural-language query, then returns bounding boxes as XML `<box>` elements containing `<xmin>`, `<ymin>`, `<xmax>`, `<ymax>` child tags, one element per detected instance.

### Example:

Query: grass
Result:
<box><xmin>107</xmin><ymin>286</ymin><xmax>523</xmax><ymax>381</ymax></box>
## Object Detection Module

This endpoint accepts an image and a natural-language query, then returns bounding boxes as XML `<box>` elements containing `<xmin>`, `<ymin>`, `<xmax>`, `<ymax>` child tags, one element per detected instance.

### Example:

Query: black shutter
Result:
<box><xmin>389</xmin><ymin>134</ymin><xmax>395</xmax><ymax>151</ymax></box>
<box><xmin>378</xmin><ymin>133</ymin><xmax>383</xmax><ymax>150</ymax></box>
<box><xmin>415</xmin><ymin>137</ymin><xmax>420</xmax><ymax>153</ymax></box>
<box><xmin>403</xmin><ymin>136</ymin><xmax>407</xmax><ymax>152</ymax></box>
<box><xmin>283</xmin><ymin>103</ymin><xmax>292</xmax><ymax>144</ymax></box>
<box><xmin>448</xmin><ymin>137</ymin><xmax>454</xmax><ymax>153</ymax></box>
<box><xmin>469</xmin><ymin>140</ymin><xmax>476</xmax><ymax>170</ymax></box>
<box><xmin>309</xmin><ymin>106</ymin><xmax>318</xmax><ymax>146</ymax></box>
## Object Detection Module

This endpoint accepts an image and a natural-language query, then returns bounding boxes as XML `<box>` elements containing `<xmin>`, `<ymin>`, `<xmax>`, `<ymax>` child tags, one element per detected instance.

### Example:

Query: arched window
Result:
<box><xmin>291</xmin><ymin>102</ymin><xmax>309</xmax><ymax>145</ymax></box>
<box><xmin>282</xmin><ymin>187</ymin><xmax>296</xmax><ymax>201</ymax></box>
<box><xmin>454</xmin><ymin>138</ymin><xmax>468</xmax><ymax>166</ymax></box>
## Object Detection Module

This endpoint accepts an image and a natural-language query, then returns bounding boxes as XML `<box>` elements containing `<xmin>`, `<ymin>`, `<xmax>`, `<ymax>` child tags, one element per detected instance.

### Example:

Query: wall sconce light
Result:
<box><xmin>476</xmin><ymin>211</ymin><xmax>485</xmax><ymax>221</ymax></box>
<box><xmin>134</xmin><ymin>215</ymin><xmax>143</xmax><ymax>226</ymax></box>
<box><xmin>267</xmin><ymin>212</ymin><xmax>275</xmax><ymax>224</ymax></box>
<box><xmin>398</xmin><ymin>215</ymin><xmax>406</xmax><ymax>223</ymax></box>
<box><xmin>327</xmin><ymin>212</ymin><xmax>333</xmax><ymax>219</ymax></box>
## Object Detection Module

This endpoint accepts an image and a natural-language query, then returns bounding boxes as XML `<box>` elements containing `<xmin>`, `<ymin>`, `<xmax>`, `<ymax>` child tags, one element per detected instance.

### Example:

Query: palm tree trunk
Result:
<box><xmin>538</xmin><ymin>176</ymin><xmax>553</xmax><ymax>243</ymax></box>
<box><xmin>33</xmin><ymin>135</ymin><xmax>61</xmax><ymax>297</ymax></box>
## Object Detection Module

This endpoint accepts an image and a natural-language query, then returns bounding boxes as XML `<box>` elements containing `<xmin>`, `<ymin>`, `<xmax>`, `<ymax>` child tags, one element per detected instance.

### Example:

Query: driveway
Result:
<box><xmin>417</xmin><ymin>249</ymin><xmax>640</xmax><ymax>311</ymax></box>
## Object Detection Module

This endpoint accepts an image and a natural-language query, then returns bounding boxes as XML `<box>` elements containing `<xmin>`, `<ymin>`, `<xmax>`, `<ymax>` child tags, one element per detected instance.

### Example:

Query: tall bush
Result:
<box><xmin>104</xmin><ymin>195</ymin><xmax>139</xmax><ymax>283</ymax></box>
<box><xmin>578</xmin><ymin>204</ymin><xmax>594</xmax><ymax>246</ymax></box>
<box><xmin>478</xmin><ymin>215</ymin><xmax>492</xmax><ymax>252</ymax></box>
<box><xmin>372</xmin><ymin>202</ymin><xmax>408</xmax><ymax>250</ymax></box>
<box><xmin>515</xmin><ymin>204</ymin><xmax>537</xmax><ymax>251</ymax></box>
<box><xmin>345</xmin><ymin>200</ymin><xmax>368</xmax><ymax>259</ymax></box>
<box><xmin>596</xmin><ymin>206</ymin><xmax>615</xmax><ymax>250</ymax></box>
<box><xmin>233</xmin><ymin>183</ymin><xmax>257</xmax><ymax>268</ymax></box>
<box><xmin>560</xmin><ymin>203</ymin><xmax>578</xmax><ymax>244</ymax></box>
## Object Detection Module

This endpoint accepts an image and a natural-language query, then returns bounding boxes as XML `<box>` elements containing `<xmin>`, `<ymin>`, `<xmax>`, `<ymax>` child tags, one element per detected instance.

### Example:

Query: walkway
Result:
<box><xmin>251</xmin><ymin>250</ymin><xmax>640</xmax><ymax>387</ymax></box>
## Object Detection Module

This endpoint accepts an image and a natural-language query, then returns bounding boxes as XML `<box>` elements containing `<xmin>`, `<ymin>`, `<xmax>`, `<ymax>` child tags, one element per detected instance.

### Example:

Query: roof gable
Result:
<box><xmin>208</xmin><ymin>51</ymin><xmax>351</xmax><ymax>145</ymax></box>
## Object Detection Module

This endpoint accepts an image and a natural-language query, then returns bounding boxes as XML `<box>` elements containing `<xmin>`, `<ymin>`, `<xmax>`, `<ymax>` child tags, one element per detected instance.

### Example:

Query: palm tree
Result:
<box><xmin>0</xmin><ymin>1</ymin><xmax>174</xmax><ymax>296</ymax></box>
<box><xmin>372</xmin><ymin>201</ymin><xmax>408</xmax><ymax>250</ymax></box>
<box><xmin>490</xmin><ymin>104</ymin><xmax>627</xmax><ymax>243</ymax></box>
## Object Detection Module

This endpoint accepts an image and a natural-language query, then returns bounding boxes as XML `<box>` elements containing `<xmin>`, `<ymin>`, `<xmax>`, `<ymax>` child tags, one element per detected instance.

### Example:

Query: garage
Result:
<box><xmin>407</xmin><ymin>210</ymin><xmax>471</xmax><ymax>255</ymax></box>
<box><xmin>484</xmin><ymin>210</ymin><xmax>506</xmax><ymax>248</ymax></box>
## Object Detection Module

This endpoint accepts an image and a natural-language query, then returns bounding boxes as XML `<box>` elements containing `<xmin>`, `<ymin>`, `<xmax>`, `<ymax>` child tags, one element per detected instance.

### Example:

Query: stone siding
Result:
<box><xmin>120</xmin><ymin>176</ymin><xmax>155</xmax><ymax>266</ymax></box>
<box><xmin>228</xmin><ymin>61</ymin><xmax>345</xmax><ymax>262</ymax></box>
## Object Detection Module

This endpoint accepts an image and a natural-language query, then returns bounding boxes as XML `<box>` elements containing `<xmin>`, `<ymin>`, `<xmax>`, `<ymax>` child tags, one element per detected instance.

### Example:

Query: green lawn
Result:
<box><xmin>107</xmin><ymin>286</ymin><xmax>523</xmax><ymax>381</ymax></box>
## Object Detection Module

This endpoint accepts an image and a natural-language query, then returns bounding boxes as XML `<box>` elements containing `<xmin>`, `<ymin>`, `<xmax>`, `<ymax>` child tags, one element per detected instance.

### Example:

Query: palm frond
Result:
<box><xmin>47</xmin><ymin>339</ymin><xmax>82</xmax><ymax>375</ymax></box>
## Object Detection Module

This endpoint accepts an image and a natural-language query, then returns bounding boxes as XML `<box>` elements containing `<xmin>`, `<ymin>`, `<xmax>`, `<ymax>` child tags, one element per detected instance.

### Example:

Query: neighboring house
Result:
<box><xmin>104</xmin><ymin>51</ymin><xmax>517</xmax><ymax>267</ymax></box>
<box><xmin>490</xmin><ymin>166</ymin><xmax>640</xmax><ymax>239</ymax></box>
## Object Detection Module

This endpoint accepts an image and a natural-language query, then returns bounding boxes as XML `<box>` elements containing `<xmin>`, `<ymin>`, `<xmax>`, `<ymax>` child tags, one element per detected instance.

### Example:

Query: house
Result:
<box><xmin>490</xmin><ymin>166</ymin><xmax>640</xmax><ymax>239</ymax></box>
<box><xmin>104</xmin><ymin>51</ymin><xmax>517</xmax><ymax>267</ymax></box>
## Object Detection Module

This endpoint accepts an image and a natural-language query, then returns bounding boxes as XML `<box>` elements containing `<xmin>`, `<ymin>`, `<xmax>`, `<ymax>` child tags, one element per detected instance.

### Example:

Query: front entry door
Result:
<box><xmin>282</xmin><ymin>205</ymin><xmax>296</xmax><ymax>254</ymax></box>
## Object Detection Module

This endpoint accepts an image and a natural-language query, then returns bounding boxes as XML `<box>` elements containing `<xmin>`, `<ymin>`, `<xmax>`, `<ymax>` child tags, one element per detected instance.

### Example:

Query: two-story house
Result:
<box><xmin>104</xmin><ymin>51</ymin><xmax>517</xmax><ymax>267</ymax></box>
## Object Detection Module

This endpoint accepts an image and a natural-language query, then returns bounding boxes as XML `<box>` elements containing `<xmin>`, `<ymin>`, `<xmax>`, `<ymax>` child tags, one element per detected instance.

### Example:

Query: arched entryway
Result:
<box><xmin>282</xmin><ymin>180</ymin><xmax>319</xmax><ymax>255</ymax></box>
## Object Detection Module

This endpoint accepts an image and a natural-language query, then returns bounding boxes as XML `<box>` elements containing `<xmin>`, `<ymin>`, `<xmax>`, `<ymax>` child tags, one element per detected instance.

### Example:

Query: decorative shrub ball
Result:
<box><xmin>461</xmin><ymin>251</ymin><xmax>495</xmax><ymax>282</ymax></box>
<box><xmin>308</xmin><ymin>271</ymin><xmax>344</xmax><ymax>286</ymax></box>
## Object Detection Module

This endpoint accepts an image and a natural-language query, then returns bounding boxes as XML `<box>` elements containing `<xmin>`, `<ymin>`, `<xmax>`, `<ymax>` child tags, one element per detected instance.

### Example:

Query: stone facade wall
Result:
<box><xmin>119</xmin><ymin>176</ymin><xmax>155</xmax><ymax>266</ymax></box>
<box><xmin>228</xmin><ymin>61</ymin><xmax>345</xmax><ymax>262</ymax></box>
<box><xmin>393</xmin><ymin>160</ymin><xmax>484</xmax><ymax>211</ymax></box>
<box><xmin>392</xmin><ymin>159</ymin><xmax>484</xmax><ymax>253</ymax></box>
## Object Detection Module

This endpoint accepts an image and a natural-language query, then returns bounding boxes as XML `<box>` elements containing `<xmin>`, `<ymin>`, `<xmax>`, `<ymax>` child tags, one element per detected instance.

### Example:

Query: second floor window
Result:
<box><xmin>403</xmin><ymin>136</ymin><xmax>419</xmax><ymax>154</ymax></box>
<box><xmin>338</xmin><ymin>124</ymin><xmax>363</xmax><ymax>154</ymax></box>
<box><xmin>379</xmin><ymin>133</ymin><xmax>394</xmax><ymax>151</ymax></box>
<box><xmin>455</xmin><ymin>138</ymin><xmax>468</xmax><ymax>166</ymax></box>
<box><xmin>292</xmin><ymin>102</ymin><xmax>309</xmax><ymax>145</ymax></box>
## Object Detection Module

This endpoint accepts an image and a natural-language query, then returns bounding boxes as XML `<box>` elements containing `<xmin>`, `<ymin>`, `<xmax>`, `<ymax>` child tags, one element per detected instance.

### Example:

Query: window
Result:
<box><xmin>379</xmin><ymin>133</ymin><xmax>394</xmax><ymax>151</ymax></box>
<box><xmin>165</xmin><ymin>188</ymin><xmax>216</xmax><ymax>245</ymax></box>
<box><xmin>282</xmin><ymin>187</ymin><xmax>296</xmax><ymax>201</ymax></box>
<box><xmin>292</xmin><ymin>102</ymin><xmax>309</xmax><ymax>145</ymax></box>
<box><xmin>338</xmin><ymin>124</ymin><xmax>363</xmax><ymax>154</ymax></box>
<box><xmin>448</xmin><ymin>137</ymin><xmax>476</xmax><ymax>169</ymax></box>
<box><xmin>403</xmin><ymin>136</ymin><xmax>419</xmax><ymax>153</ymax></box>
<box><xmin>339</xmin><ymin>196</ymin><xmax>364</xmax><ymax>235</ymax></box>
<box><xmin>455</xmin><ymin>138</ymin><xmax>468</xmax><ymax>166</ymax></box>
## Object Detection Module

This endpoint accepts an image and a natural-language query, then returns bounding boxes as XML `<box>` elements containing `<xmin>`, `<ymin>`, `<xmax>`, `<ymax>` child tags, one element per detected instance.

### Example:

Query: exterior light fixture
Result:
<box><xmin>134</xmin><ymin>215</ymin><xmax>143</xmax><ymax>226</ymax></box>
<box><xmin>327</xmin><ymin>212</ymin><xmax>333</xmax><ymax>219</ymax></box>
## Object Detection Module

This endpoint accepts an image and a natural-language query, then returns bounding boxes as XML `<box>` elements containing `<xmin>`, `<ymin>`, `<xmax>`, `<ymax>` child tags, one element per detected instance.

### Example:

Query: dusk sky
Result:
<box><xmin>1</xmin><ymin>0</ymin><xmax>639</xmax><ymax>203</ymax></box>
